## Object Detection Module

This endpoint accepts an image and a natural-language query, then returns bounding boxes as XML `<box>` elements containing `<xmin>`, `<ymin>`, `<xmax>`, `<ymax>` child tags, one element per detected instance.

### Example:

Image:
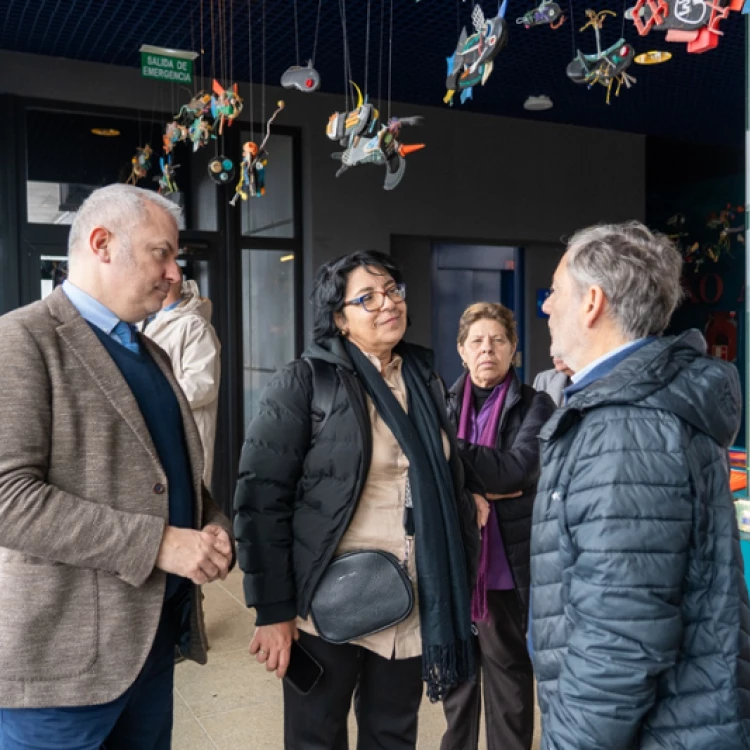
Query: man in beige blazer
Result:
<box><xmin>0</xmin><ymin>184</ymin><xmax>233</xmax><ymax>749</ymax></box>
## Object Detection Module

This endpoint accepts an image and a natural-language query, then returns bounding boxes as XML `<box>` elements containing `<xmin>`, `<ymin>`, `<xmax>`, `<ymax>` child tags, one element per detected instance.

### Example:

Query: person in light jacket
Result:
<box><xmin>143</xmin><ymin>272</ymin><xmax>221</xmax><ymax>486</ymax></box>
<box><xmin>532</xmin><ymin>355</ymin><xmax>573</xmax><ymax>408</ymax></box>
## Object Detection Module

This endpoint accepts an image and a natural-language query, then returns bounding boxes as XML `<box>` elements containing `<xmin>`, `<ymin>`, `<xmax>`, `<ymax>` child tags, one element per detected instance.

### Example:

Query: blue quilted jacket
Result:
<box><xmin>530</xmin><ymin>330</ymin><xmax>750</xmax><ymax>749</ymax></box>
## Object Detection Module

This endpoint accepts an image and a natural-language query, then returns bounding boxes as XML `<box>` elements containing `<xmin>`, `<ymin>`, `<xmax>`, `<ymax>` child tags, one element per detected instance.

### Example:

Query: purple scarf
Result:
<box><xmin>458</xmin><ymin>372</ymin><xmax>513</xmax><ymax>621</ymax></box>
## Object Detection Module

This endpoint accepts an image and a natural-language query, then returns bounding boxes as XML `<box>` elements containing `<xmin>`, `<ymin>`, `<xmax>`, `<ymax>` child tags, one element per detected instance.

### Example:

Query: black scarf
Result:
<box><xmin>344</xmin><ymin>340</ymin><xmax>475</xmax><ymax>701</ymax></box>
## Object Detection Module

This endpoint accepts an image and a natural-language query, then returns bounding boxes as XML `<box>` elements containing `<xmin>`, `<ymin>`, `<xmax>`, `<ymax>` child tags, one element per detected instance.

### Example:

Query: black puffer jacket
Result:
<box><xmin>234</xmin><ymin>337</ymin><xmax>481</xmax><ymax>625</ymax></box>
<box><xmin>531</xmin><ymin>331</ymin><xmax>750</xmax><ymax>749</ymax></box>
<box><xmin>448</xmin><ymin>368</ymin><xmax>555</xmax><ymax>628</ymax></box>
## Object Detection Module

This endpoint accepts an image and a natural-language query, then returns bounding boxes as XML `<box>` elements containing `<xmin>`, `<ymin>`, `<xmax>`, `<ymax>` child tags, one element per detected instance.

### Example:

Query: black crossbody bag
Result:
<box><xmin>305</xmin><ymin>358</ymin><xmax>415</xmax><ymax>645</ymax></box>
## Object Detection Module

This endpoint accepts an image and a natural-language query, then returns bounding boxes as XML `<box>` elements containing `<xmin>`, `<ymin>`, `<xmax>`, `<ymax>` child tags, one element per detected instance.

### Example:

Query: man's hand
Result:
<box><xmin>472</xmin><ymin>493</ymin><xmax>490</xmax><ymax>528</ymax></box>
<box><xmin>249</xmin><ymin>620</ymin><xmax>299</xmax><ymax>678</ymax></box>
<box><xmin>202</xmin><ymin>523</ymin><xmax>233</xmax><ymax>559</ymax></box>
<box><xmin>155</xmin><ymin>526</ymin><xmax>231</xmax><ymax>584</ymax></box>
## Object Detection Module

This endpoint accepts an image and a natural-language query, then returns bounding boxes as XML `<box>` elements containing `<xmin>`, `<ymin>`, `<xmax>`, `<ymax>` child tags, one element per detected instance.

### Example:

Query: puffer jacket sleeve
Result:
<box><xmin>233</xmin><ymin>361</ymin><xmax>312</xmax><ymax>626</ymax></box>
<box><xmin>460</xmin><ymin>390</ymin><xmax>555</xmax><ymax>495</ymax></box>
<box><xmin>542</xmin><ymin>411</ymin><xmax>692</xmax><ymax>750</ymax></box>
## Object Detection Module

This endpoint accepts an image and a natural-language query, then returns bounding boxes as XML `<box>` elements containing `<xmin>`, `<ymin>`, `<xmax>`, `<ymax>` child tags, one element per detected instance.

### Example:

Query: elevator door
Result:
<box><xmin>432</xmin><ymin>244</ymin><xmax>524</xmax><ymax>387</ymax></box>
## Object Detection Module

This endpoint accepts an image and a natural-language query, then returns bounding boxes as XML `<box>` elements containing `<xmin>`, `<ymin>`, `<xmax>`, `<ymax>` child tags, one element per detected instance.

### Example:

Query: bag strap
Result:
<box><xmin>305</xmin><ymin>355</ymin><xmax>414</xmax><ymax>566</ymax></box>
<box><xmin>304</xmin><ymin>357</ymin><xmax>337</xmax><ymax>439</ymax></box>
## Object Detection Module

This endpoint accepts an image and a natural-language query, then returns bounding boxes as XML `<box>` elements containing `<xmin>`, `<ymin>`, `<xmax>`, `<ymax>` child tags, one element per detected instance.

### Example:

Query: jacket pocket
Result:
<box><xmin>0</xmin><ymin>562</ymin><xmax>97</xmax><ymax>680</ymax></box>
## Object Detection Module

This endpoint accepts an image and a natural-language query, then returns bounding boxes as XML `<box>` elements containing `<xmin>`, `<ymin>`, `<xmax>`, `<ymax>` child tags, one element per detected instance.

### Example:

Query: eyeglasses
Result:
<box><xmin>345</xmin><ymin>283</ymin><xmax>407</xmax><ymax>312</ymax></box>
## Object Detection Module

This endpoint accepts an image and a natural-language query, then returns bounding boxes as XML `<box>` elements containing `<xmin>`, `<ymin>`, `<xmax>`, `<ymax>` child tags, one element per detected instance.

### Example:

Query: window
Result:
<box><xmin>40</xmin><ymin>255</ymin><xmax>68</xmax><ymax>298</ymax></box>
<box><xmin>25</xmin><ymin>108</ymin><xmax>218</xmax><ymax>231</ymax></box>
<box><xmin>241</xmin><ymin>249</ymin><xmax>296</xmax><ymax>427</ymax></box>
<box><xmin>239</xmin><ymin>133</ymin><xmax>294</xmax><ymax>239</ymax></box>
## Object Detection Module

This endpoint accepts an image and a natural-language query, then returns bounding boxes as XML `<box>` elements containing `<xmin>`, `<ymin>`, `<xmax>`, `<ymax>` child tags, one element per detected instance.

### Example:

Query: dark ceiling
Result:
<box><xmin>1</xmin><ymin>0</ymin><xmax>746</xmax><ymax>146</ymax></box>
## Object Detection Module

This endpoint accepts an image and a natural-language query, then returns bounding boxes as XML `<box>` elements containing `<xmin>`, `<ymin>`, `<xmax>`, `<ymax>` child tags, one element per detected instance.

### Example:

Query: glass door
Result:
<box><xmin>237</xmin><ymin>127</ymin><xmax>302</xmax><ymax>428</ymax></box>
<box><xmin>241</xmin><ymin>248</ymin><xmax>297</xmax><ymax>427</ymax></box>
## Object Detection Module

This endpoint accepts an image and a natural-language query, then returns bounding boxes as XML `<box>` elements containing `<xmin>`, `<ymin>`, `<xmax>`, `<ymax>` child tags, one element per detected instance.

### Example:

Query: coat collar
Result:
<box><xmin>449</xmin><ymin>368</ymin><xmax>522</xmax><ymax>416</ymax></box>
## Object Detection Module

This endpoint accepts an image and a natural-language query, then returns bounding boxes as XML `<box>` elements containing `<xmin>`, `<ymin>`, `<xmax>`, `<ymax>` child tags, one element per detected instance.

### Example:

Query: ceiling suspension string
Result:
<box><xmin>387</xmin><ymin>0</ymin><xmax>393</xmax><ymax>121</ymax></box>
<box><xmin>364</xmin><ymin>0</ymin><xmax>371</xmax><ymax>99</ymax></box>
<box><xmin>377</xmin><ymin>0</ymin><xmax>384</xmax><ymax>118</ymax></box>
<box><xmin>248</xmin><ymin>0</ymin><xmax>255</xmax><ymax>143</ymax></box>
<box><xmin>262</xmin><ymin>0</ymin><xmax>267</xmax><ymax>127</ymax></box>
<box><xmin>293</xmin><ymin>0</ymin><xmax>300</xmax><ymax>67</ymax></box>
<box><xmin>311</xmin><ymin>0</ymin><xmax>323</xmax><ymax>66</ymax></box>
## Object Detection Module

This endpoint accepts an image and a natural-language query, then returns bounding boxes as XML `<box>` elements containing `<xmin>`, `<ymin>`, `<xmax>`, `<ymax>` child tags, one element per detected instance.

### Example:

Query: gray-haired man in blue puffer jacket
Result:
<box><xmin>532</xmin><ymin>221</ymin><xmax>750</xmax><ymax>749</ymax></box>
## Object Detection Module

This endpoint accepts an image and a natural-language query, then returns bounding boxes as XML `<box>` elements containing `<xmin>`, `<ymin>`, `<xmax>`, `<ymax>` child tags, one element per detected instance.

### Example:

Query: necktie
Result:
<box><xmin>112</xmin><ymin>321</ymin><xmax>141</xmax><ymax>354</ymax></box>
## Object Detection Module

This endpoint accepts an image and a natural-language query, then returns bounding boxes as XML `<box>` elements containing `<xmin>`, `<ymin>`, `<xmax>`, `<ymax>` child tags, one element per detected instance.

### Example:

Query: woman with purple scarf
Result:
<box><xmin>441</xmin><ymin>302</ymin><xmax>555</xmax><ymax>750</ymax></box>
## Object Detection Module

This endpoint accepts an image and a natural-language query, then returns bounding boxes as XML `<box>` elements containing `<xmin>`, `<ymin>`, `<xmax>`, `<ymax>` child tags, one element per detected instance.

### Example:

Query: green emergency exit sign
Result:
<box><xmin>141</xmin><ymin>52</ymin><xmax>193</xmax><ymax>83</ymax></box>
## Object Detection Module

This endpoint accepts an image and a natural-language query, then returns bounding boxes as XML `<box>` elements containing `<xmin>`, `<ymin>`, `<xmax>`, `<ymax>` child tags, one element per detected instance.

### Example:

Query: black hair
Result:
<box><xmin>311</xmin><ymin>250</ymin><xmax>405</xmax><ymax>343</ymax></box>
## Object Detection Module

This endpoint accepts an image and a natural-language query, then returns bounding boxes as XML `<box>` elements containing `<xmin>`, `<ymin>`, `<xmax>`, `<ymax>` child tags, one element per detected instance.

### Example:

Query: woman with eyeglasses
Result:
<box><xmin>234</xmin><ymin>250</ymin><xmax>484</xmax><ymax>749</ymax></box>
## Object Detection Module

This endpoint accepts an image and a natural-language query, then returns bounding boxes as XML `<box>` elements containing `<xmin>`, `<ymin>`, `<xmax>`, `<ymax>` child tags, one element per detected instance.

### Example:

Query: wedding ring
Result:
<box><xmin>258</xmin><ymin>648</ymin><xmax>266</xmax><ymax>656</ymax></box>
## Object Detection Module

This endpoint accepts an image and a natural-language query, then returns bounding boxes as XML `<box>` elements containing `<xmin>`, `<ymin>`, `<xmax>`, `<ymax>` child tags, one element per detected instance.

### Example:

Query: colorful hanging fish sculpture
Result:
<box><xmin>155</xmin><ymin>156</ymin><xmax>179</xmax><ymax>195</ymax></box>
<box><xmin>327</xmin><ymin>83</ymin><xmax>425</xmax><ymax>190</ymax></box>
<box><xmin>211</xmin><ymin>80</ymin><xmax>244</xmax><ymax>135</ymax></box>
<box><xmin>516</xmin><ymin>1</ymin><xmax>566</xmax><ymax>28</ymax></box>
<box><xmin>567</xmin><ymin>10</ymin><xmax>636</xmax><ymax>104</ymax></box>
<box><xmin>626</xmin><ymin>0</ymin><xmax>744</xmax><ymax>53</ymax></box>
<box><xmin>230</xmin><ymin>100</ymin><xmax>285</xmax><ymax>205</ymax></box>
<box><xmin>444</xmin><ymin>1</ymin><xmax>509</xmax><ymax>105</ymax></box>
<box><xmin>126</xmin><ymin>144</ymin><xmax>153</xmax><ymax>185</ymax></box>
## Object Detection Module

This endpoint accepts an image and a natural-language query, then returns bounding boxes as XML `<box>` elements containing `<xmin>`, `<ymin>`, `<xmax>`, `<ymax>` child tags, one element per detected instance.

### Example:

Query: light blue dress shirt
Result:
<box><xmin>61</xmin><ymin>281</ymin><xmax>140</xmax><ymax>353</ymax></box>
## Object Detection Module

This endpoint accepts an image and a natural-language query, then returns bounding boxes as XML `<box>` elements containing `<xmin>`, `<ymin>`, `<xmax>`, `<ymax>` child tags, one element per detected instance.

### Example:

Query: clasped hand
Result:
<box><xmin>155</xmin><ymin>524</ymin><xmax>232</xmax><ymax>585</ymax></box>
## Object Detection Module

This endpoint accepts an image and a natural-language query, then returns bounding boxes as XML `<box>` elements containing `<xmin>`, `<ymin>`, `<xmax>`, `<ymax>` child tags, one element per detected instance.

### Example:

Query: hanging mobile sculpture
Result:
<box><xmin>230</xmin><ymin>100</ymin><xmax>286</xmax><ymax>204</ymax></box>
<box><xmin>626</xmin><ymin>0</ymin><xmax>744</xmax><ymax>54</ymax></box>
<box><xmin>567</xmin><ymin>9</ymin><xmax>636</xmax><ymax>104</ymax></box>
<box><xmin>444</xmin><ymin>1</ymin><xmax>510</xmax><ymax>105</ymax></box>
<box><xmin>281</xmin><ymin>0</ymin><xmax>323</xmax><ymax>91</ymax></box>
<box><xmin>127</xmin><ymin>144</ymin><xmax>153</xmax><ymax>185</ymax></box>
<box><xmin>326</xmin><ymin>0</ymin><xmax>425</xmax><ymax>189</ymax></box>
<box><xmin>516</xmin><ymin>1</ymin><xmax>566</xmax><ymax>29</ymax></box>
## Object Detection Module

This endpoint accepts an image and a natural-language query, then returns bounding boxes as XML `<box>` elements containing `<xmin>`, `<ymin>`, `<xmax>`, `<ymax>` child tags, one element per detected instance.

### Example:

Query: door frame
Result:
<box><xmin>431</xmin><ymin>241</ymin><xmax>526</xmax><ymax>384</ymax></box>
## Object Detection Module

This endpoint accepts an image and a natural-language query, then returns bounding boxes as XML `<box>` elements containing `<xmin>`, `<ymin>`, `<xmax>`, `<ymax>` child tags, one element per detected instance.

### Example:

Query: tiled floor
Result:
<box><xmin>174</xmin><ymin>567</ymin><xmax>541</xmax><ymax>749</ymax></box>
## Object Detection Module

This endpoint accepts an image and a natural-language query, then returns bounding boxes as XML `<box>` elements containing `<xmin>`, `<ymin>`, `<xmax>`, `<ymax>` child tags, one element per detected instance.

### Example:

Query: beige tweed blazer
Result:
<box><xmin>0</xmin><ymin>287</ymin><xmax>232</xmax><ymax>708</ymax></box>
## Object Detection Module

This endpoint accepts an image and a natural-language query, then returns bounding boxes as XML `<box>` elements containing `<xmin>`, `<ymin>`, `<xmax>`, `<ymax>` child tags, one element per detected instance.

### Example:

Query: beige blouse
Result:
<box><xmin>297</xmin><ymin>351</ymin><xmax>449</xmax><ymax>659</ymax></box>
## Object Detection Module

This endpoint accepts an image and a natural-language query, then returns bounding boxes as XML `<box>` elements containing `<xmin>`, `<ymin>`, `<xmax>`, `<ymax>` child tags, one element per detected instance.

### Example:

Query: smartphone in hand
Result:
<box><xmin>283</xmin><ymin>639</ymin><xmax>324</xmax><ymax>695</ymax></box>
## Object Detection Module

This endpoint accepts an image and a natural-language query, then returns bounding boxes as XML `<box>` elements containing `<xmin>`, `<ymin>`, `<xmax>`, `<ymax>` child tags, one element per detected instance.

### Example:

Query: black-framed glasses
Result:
<box><xmin>344</xmin><ymin>283</ymin><xmax>407</xmax><ymax>312</ymax></box>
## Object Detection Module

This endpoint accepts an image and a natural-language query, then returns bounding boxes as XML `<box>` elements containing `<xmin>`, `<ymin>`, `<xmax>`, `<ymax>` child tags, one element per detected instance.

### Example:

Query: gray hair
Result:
<box><xmin>565</xmin><ymin>221</ymin><xmax>683</xmax><ymax>339</ymax></box>
<box><xmin>67</xmin><ymin>185</ymin><xmax>182</xmax><ymax>265</ymax></box>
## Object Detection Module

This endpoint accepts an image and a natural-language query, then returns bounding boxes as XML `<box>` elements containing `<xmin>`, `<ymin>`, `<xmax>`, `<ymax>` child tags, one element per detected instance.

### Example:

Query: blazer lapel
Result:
<box><xmin>48</xmin><ymin>287</ymin><xmax>206</xmax><ymax>518</ymax></box>
<box><xmin>56</xmin><ymin>316</ymin><xmax>162</xmax><ymax>470</ymax></box>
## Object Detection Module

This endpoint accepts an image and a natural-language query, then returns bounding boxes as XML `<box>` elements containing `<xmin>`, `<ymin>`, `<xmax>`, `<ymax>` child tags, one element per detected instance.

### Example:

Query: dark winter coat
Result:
<box><xmin>531</xmin><ymin>330</ymin><xmax>750</xmax><ymax>749</ymax></box>
<box><xmin>234</xmin><ymin>336</ymin><xmax>481</xmax><ymax>626</ymax></box>
<box><xmin>447</xmin><ymin>368</ymin><xmax>556</xmax><ymax>629</ymax></box>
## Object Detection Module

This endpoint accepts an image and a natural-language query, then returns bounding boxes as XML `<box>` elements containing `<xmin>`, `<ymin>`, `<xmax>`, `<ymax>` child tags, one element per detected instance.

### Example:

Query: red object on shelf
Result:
<box><xmin>705</xmin><ymin>311</ymin><xmax>738</xmax><ymax>362</ymax></box>
<box><xmin>730</xmin><ymin>450</ymin><xmax>747</xmax><ymax>468</ymax></box>
<box><xmin>731</xmin><ymin>470</ymin><xmax>747</xmax><ymax>493</ymax></box>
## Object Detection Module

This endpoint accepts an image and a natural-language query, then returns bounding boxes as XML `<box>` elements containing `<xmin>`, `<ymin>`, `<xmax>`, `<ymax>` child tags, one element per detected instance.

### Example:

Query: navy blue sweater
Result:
<box><xmin>92</xmin><ymin>328</ymin><xmax>195</xmax><ymax>597</ymax></box>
